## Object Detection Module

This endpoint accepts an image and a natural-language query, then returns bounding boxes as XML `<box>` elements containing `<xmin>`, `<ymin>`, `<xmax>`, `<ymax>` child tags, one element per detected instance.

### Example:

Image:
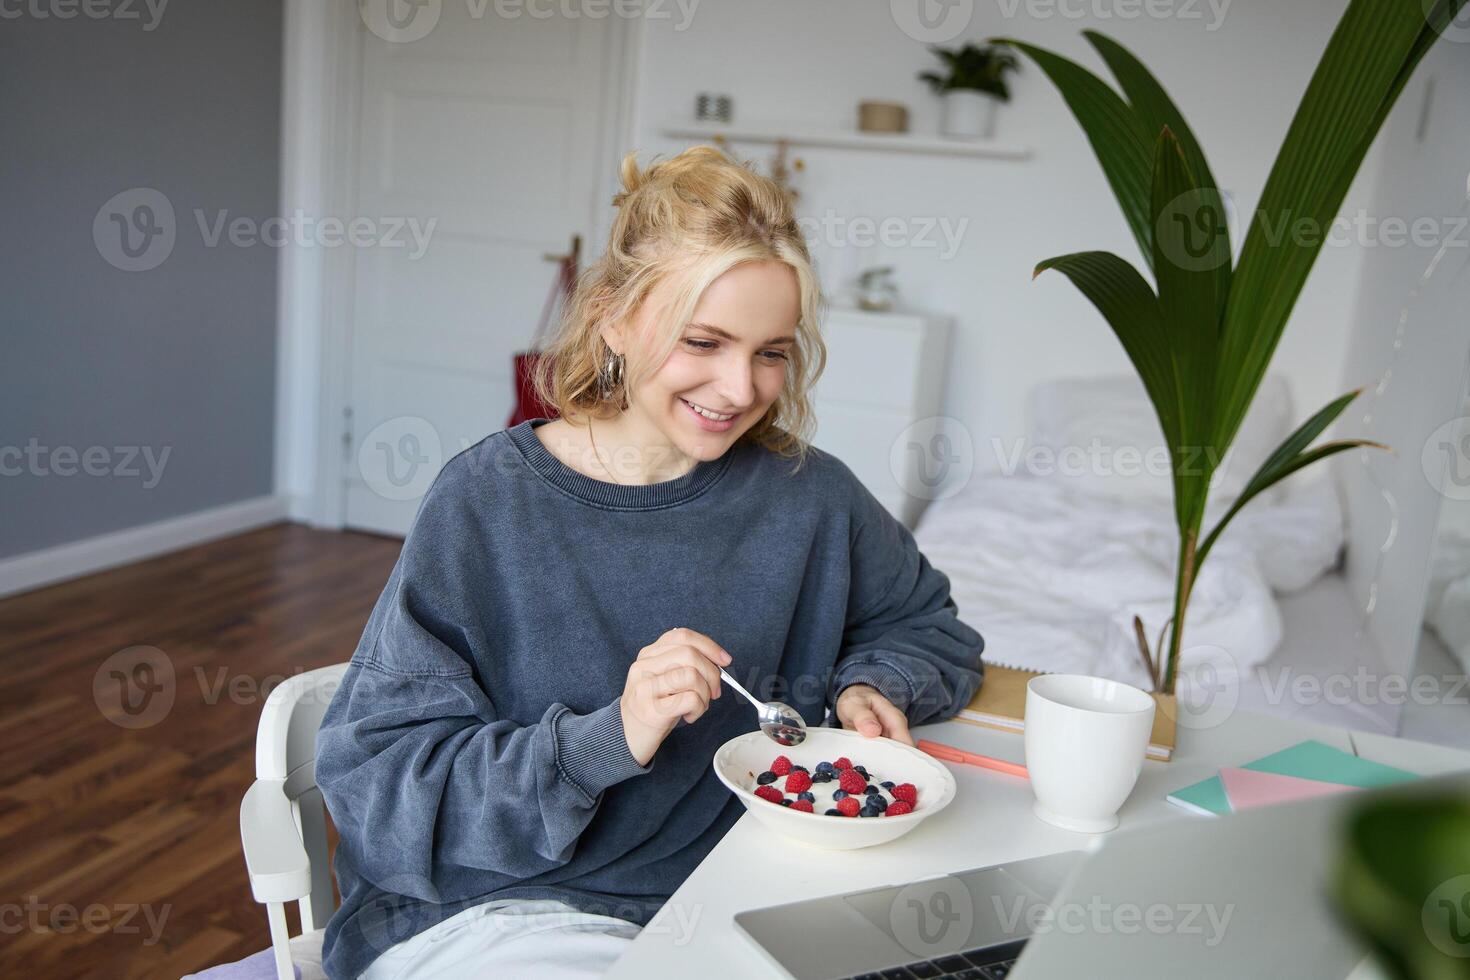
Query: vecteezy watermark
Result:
<box><xmin>889</xmin><ymin>0</ymin><xmax>975</xmax><ymax>43</ymax></box>
<box><xmin>1160</xmin><ymin>644</ymin><xmax>1241</xmax><ymax>731</ymax></box>
<box><xmin>1252</xmin><ymin>666</ymin><xmax>1470</xmax><ymax>711</ymax></box>
<box><xmin>884</xmin><ymin>879</ymin><xmax>1233</xmax><ymax>961</ymax></box>
<box><xmin>1424</xmin><ymin>875</ymin><xmax>1470</xmax><ymax>959</ymax></box>
<box><xmin>357</xmin><ymin>873</ymin><xmax>444</xmax><ymax>955</ymax></box>
<box><xmin>994</xmin><ymin>0</ymin><xmax>1231</xmax><ymax>29</ymax></box>
<box><xmin>989</xmin><ymin>436</ymin><xmax>1234</xmax><ymax>486</ymax></box>
<box><xmin>355</xmin><ymin>416</ymin><xmax>567</xmax><ymax>503</ymax></box>
<box><xmin>891</xmin><ymin>416</ymin><xmax>976</xmax><ymax>503</ymax></box>
<box><xmin>92</xmin><ymin>646</ymin><xmax>175</xmax><ymax>730</ymax></box>
<box><xmin>889</xmin><ymin>877</ymin><xmax>979</xmax><ymax>958</ymax></box>
<box><xmin>196</xmin><ymin>665</ymin><xmax>341</xmax><ymax>708</ymax></box>
<box><xmin>1426</xmin><ymin>0</ymin><xmax>1470</xmax><ymax>45</ymax></box>
<box><xmin>359</xmin><ymin>0</ymin><xmax>699</xmax><ymax>43</ymax></box>
<box><xmin>0</xmin><ymin>0</ymin><xmax>169</xmax><ymax>31</ymax></box>
<box><xmin>995</xmin><ymin>894</ymin><xmax>1235</xmax><ymax>946</ymax></box>
<box><xmin>1255</xmin><ymin>209</ymin><xmax>1470</xmax><ymax>251</ymax></box>
<box><xmin>194</xmin><ymin>209</ymin><xmax>435</xmax><ymax>259</ymax></box>
<box><xmin>0</xmin><ymin>440</ymin><xmax>171</xmax><ymax>488</ymax></box>
<box><xmin>1155</xmin><ymin>190</ymin><xmax>1470</xmax><ymax>273</ymax></box>
<box><xmin>1422</xmin><ymin>415</ymin><xmax>1470</xmax><ymax>501</ymax></box>
<box><xmin>796</xmin><ymin>211</ymin><xmax>970</xmax><ymax>261</ymax></box>
<box><xmin>0</xmin><ymin>898</ymin><xmax>170</xmax><ymax>946</ymax></box>
<box><xmin>93</xmin><ymin>188</ymin><xmax>437</xmax><ymax>272</ymax></box>
<box><xmin>94</xmin><ymin>648</ymin><xmax>349</xmax><ymax>728</ymax></box>
<box><xmin>358</xmin><ymin>416</ymin><xmax>444</xmax><ymax>502</ymax></box>
<box><xmin>1154</xmin><ymin>187</ymin><xmax>1236</xmax><ymax>273</ymax></box>
<box><xmin>93</xmin><ymin>188</ymin><xmax>175</xmax><ymax>272</ymax></box>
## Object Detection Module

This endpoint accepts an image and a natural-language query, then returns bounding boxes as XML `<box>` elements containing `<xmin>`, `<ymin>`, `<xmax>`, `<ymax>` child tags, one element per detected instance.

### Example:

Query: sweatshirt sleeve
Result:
<box><xmin>315</xmin><ymin>466</ymin><xmax>651</xmax><ymax>891</ymax></box>
<box><xmin>828</xmin><ymin>465</ymin><xmax>986</xmax><ymax>728</ymax></box>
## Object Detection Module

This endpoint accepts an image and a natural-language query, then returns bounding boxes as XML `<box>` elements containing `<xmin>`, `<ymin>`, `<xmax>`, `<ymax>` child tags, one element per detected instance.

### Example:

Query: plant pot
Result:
<box><xmin>940</xmin><ymin>90</ymin><xmax>998</xmax><ymax>139</ymax></box>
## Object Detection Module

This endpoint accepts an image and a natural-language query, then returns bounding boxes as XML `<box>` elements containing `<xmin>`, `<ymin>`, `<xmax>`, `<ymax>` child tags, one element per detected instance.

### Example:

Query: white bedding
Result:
<box><xmin>914</xmin><ymin>471</ymin><xmax>1345</xmax><ymax>694</ymax></box>
<box><xmin>1424</xmin><ymin>524</ymin><xmax>1470</xmax><ymax>674</ymax></box>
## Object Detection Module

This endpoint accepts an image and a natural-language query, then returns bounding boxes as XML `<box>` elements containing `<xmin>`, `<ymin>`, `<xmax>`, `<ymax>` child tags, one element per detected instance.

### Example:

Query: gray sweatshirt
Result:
<box><xmin>315</xmin><ymin>418</ymin><xmax>985</xmax><ymax>979</ymax></box>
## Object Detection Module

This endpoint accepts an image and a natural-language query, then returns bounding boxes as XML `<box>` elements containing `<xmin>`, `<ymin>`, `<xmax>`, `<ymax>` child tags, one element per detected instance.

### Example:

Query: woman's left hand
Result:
<box><xmin>835</xmin><ymin>684</ymin><xmax>913</xmax><ymax>745</ymax></box>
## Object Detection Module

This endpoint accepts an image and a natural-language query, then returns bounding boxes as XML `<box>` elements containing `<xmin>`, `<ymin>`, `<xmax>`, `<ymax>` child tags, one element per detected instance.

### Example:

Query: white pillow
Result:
<box><xmin>1028</xmin><ymin>372</ymin><xmax>1294</xmax><ymax>504</ymax></box>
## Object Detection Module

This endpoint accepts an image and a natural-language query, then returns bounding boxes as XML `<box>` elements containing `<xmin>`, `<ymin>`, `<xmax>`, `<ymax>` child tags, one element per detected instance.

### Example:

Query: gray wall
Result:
<box><xmin>1</xmin><ymin>2</ymin><xmax>282</xmax><ymax>558</ymax></box>
<box><xmin>1334</xmin><ymin>39</ymin><xmax>1470</xmax><ymax>675</ymax></box>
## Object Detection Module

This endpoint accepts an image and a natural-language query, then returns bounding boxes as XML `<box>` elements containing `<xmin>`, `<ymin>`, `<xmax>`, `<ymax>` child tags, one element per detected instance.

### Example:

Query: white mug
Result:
<box><xmin>1024</xmin><ymin>674</ymin><xmax>1156</xmax><ymax>833</ymax></box>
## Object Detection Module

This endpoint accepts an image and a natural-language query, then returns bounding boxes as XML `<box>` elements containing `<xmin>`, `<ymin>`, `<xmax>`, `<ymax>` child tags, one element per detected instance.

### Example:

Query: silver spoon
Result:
<box><xmin>719</xmin><ymin>669</ymin><xmax>807</xmax><ymax>745</ymax></box>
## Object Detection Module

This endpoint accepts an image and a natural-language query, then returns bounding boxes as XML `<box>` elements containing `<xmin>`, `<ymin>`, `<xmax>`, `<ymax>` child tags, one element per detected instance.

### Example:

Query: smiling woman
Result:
<box><xmin>530</xmin><ymin>146</ymin><xmax>828</xmax><ymax>485</ymax></box>
<box><xmin>312</xmin><ymin>144</ymin><xmax>985</xmax><ymax>980</ymax></box>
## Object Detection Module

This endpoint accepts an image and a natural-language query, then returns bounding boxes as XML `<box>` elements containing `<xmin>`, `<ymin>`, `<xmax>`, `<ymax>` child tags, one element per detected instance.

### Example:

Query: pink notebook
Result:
<box><xmin>1219</xmin><ymin>766</ymin><xmax>1355</xmax><ymax>811</ymax></box>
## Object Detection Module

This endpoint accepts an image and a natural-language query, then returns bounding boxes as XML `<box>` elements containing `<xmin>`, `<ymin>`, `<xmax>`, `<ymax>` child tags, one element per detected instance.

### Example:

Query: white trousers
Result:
<box><xmin>358</xmin><ymin>898</ymin><xmax>642</xmax><ymax>980</ymax></box>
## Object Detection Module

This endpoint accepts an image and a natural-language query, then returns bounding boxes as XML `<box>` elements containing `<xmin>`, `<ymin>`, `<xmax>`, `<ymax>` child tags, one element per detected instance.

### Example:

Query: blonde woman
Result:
<box><xmin>315</xmin><ymin>146</ymin><xmax>985</xmax><ymax>980</ymax></box>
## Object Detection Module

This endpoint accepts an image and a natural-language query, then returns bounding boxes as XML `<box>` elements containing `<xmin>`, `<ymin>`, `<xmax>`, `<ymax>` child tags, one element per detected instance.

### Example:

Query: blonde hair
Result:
<box><xmin>533</xmin><ymin>145</ymin><xmax>827</xmax><ymax>469</ymax></box>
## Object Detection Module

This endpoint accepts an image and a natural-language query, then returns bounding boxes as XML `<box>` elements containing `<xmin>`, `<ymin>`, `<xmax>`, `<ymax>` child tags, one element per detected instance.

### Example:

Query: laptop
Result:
<box><xmin>734</xmin><ymin>850</ymin><xmax>1083</xmax><ymax>979</ymax></box>
<box><xmin>734</xmin><ymin>771</ymin><xmax>1470</xmax><ymax>980</ymax></box>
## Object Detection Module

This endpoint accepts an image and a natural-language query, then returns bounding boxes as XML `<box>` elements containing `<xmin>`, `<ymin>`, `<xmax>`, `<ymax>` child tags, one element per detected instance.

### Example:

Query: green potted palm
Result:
<box><xmin>919</xmin><ymin>43</ymin><xmax>1019</xmax><ymax>139</ymax></box>
<box><xmin>1331</xmin><ymin>789</ymin><xmax>1470</xmax><ymax>978</ymax></box>
<box><xmin>994</xmin><ymin>0</ymin><xmax>1466</xmax><ymax>695</ymax></box>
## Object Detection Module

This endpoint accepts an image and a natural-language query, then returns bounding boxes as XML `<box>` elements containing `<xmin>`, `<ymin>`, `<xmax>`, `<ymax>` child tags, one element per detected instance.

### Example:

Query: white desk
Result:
<box><xmin>607</xmin><ymin>711</ymin><xmax>1470</xmax><ymax>979</ymax></box>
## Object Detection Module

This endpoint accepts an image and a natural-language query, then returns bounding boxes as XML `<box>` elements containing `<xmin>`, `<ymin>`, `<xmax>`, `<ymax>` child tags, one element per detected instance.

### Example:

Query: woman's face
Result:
<box><xmin>611</xmin><ymin>260</ymin><xmax>801</xmax><ymax>462</ymax></box>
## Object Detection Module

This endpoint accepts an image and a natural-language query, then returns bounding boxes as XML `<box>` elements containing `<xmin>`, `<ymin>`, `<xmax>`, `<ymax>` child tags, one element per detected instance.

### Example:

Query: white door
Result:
<box><xmin>343</xmin><ymin>2</ymin><xmax>627</xmax><ymax>534</ymax></box>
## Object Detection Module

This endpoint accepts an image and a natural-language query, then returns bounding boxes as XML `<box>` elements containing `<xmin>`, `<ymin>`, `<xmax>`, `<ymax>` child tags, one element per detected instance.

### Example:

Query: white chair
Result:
<box><xmin>239</xmin><ymin>663</ymin><xmax>347</xmax><ymax>980</ymax></box>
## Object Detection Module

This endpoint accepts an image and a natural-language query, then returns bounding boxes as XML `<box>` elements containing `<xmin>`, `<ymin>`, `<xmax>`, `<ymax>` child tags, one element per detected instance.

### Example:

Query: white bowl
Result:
<box><xmin>713</xmin><ymin>727</ymin><xmax>957</xmax><ymax>850</ymax></box>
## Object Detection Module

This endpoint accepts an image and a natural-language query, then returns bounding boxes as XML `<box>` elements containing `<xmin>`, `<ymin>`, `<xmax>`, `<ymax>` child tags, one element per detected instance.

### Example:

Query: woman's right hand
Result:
<box><xmin>619</xmin><ymin>627</ymin><xmax>732</xmax><ymax>766</ymax></box>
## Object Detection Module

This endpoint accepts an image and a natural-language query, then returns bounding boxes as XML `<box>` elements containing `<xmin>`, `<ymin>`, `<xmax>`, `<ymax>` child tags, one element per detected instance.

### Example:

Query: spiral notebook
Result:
<box><xmin>951</xmin><ymin>663</ymin><xmax>1178</xmax><ymax>761</ymax></box>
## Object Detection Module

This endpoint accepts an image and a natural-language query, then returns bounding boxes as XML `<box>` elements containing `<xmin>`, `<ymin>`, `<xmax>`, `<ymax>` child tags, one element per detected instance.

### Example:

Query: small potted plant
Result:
<box><xmin>919</xmin><ymin>43</ymin><xmax>1019</xmax><ymax>140</ymax></box>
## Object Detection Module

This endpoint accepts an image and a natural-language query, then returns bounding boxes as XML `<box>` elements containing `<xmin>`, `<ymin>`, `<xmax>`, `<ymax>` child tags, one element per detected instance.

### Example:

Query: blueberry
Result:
<box><xmin>814</xmin><ymin>761</ymin><xmax>835</xmax><ymax>774</ymax></box>
<box><xmin>833</xmin><ymin>790</ymin><xmax>848</xmax><ymax>801</ymax></box>
<box><xmin>791</xmin><ymin>765</ymin><xmax>809</xmax><ymax>774</ymax></box>
<box><xmin>780</xmin><ymin>799</ymin><xmax>792</xmax><ymax>806</ymax></box>
<box><xmin>811</xmin><ymin>772</ymin><xmax>832</xmax><ymax>784</ymax></box>
<box><xmin>859</xmin><ymin>806</ymin><xmax>879</xmax><ymax>818</ymax></box>
<box><xmin>854</xmin><ymin>765</ymin><xmax>869</xmax><ymax>779</ymax></box>
<box><xmin>864</xmin><ymin>785</ymin><xmax>880</xmax><ymax>796</ymax></box>
<box><xmin>880</xmin><ymin>780</ymin><xmax>895</xmax><ymax>790</ymax></box>
<box><xmin>756</xmin><ymin>771</ymin><xmax>777</xmax><ymax>785</ymax></box>
<box><xmin>872</xmin><ymin>796</ymin><xmax>888</xmax><ymax>812</ymax></box>
<box><xmin>824</xmin><ymin>809</ymin><xmax>841</xmax><ymax>816</ymax></box>
<box><xmin>797</xmin><ymin>791</ymin><xmax>815</xmax><ymax>803</ymax></box>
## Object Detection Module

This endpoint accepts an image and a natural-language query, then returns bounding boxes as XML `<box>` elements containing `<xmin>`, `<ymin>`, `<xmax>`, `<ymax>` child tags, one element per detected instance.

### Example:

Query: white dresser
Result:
<box><xmin>809</xmin><ymin>307</ymin><xmax>953</xmax><ymax>529</ymax></box>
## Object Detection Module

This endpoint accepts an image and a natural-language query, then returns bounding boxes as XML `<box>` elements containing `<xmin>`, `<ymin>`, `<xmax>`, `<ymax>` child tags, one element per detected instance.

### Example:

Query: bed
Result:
<box><xmin>1424</xmin><ymin>505</ymin><xmax>1470</xmax><ymax>675</ymax></box>
<box><xmin>912</xmin><ymin>373</ymin><xmax>1378</xmax><ymax>731</ymax></box>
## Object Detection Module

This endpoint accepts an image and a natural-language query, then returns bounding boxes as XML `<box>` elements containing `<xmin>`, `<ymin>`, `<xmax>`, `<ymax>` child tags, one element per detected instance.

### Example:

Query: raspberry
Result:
<box><xmin>785</xmin><ymin>770</ymin><xmax>812</xmax><ymax>793</ymax></box>
<box><xmin>754</xmin><ymin>785</ymin><xmax>783</xmax><ymax>804</ymax></box>
<box><xmin>791</xmin><ymin>800</ymin><xmax>814</xmax><ymax>813</ymax></box>
<box><xmin>891</xmin><ymin>783</ymin><xmax>918</xmax><ymax>805</ymax></box>
<box><xmin>885</xmin><ymin>800</ymin><xmax>913</xmax><ymax>816</ymax></box>
<box><xmin>836</xmin><ymin>797</ymin><xmax>860</xmax><ymax>817</ymax></box>
<box><xmin>833</xmin><ymin>756</ymin><xmax>853</xmax><ymax>771</ymax></box>
<box><xmin>838</xmin><ymin>769</ymin><xmax>867</xmax><ymax>795</ymax></box>
<box><xmin>770</xmin><ymin>755</ymin><xmax>792</xmax><ymax>776</ymax></box>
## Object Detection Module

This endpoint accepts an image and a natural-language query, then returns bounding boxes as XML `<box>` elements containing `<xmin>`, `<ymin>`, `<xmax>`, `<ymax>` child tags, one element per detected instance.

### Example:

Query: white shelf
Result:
<box><xmin>660</xmin><ymin>120</ymin><xmax>1031</xmax><ymax>161</ymax></box>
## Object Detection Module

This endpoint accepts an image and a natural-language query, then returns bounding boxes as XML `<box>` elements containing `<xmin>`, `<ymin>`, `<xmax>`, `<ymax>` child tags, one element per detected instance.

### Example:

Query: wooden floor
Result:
<box><xmin>0</xmin><ymin>523</ymin><xmax>402</xmax><ymax>979</ymax></box>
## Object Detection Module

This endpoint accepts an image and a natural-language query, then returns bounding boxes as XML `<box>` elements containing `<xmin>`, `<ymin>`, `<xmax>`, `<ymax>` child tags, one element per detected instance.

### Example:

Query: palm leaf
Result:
<box><xmin>1196</xmin><ymin>390</ymin><xmax>1383</xmax><ymax>567</ymax></box>
<box><xmin>1085</xmin><ymin>30</ymin><xmax>1232</xmax><ymax>318</ymax></box>
<box><xmin>1150</xmin><ymin>127</ymin><xmax>1224</xmax><ymax>527</ymax></box>
<box><xmin>1032</xmin><ymin>251</ymin><xmax>1181</xmax><ymax>454</ymax></box>
<box><xmin>1213</xmin><ymin>0</ymin><xmax>1469</xmax><ymax>451</ymax></box>
<box><xmin>993</xmin><ymin>38</ymin><xmax>1156</xmax><ymax>272</ymax></box>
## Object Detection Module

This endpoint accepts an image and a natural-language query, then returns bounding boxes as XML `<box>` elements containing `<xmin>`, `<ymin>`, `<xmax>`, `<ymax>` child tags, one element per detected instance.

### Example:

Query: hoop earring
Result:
<box><xmin>598</xmin><ymin>348</ymin><xmax>625</xmax><ymax>402</ymax></box>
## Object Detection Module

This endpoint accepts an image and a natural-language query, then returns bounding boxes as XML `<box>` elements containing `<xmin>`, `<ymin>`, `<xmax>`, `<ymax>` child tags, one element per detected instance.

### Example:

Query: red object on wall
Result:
<box><xmin>507</xmin><ymin>237</ymin><xmax>579</xmax><ymax>427</ymax></box>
